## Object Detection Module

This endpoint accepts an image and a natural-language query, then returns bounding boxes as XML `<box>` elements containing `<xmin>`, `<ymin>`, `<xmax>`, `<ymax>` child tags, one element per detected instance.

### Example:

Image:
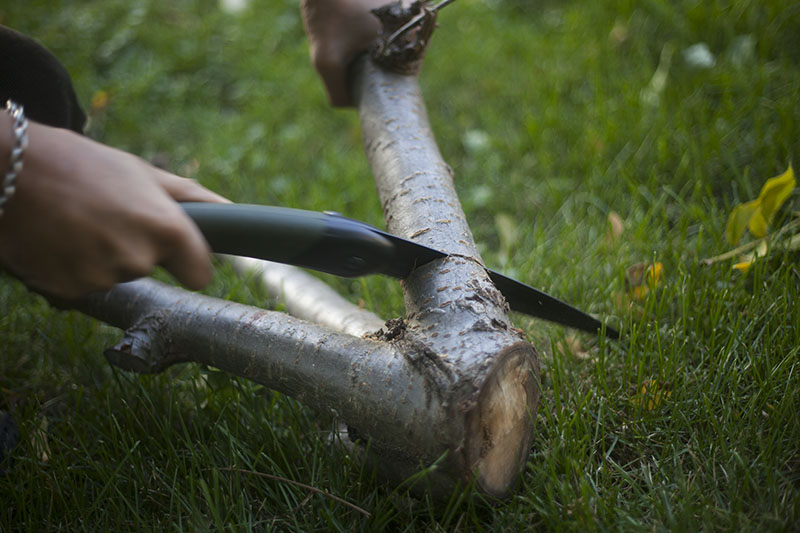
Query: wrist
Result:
<box><xmin>0</xmin><ymin>100</ymin><xmax>29</xmax><ymax>217</ymax></box>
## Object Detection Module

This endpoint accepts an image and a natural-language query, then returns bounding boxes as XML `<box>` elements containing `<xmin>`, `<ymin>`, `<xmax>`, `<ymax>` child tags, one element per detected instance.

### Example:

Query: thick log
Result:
<box><xmin>75</xmin><ymin>278</ymin><xmax>490</xmax><ymax>496</ymax></box>
<box><xmin>352</xmin><ymin>57</ymin><xmax>541</xmax><ymax>497</ymax></box>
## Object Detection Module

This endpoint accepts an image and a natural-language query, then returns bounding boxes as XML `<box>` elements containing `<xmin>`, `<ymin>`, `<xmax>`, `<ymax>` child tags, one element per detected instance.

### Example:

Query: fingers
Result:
<box><xmin>111</xmin><ymin>162</ymin><xmax>220</xmax><ymax>291</ymax></box>
<box><xmin>154</xmin><ymin>168</ymin><xmax>230</xmax><ymax>204</ymax></box>
<box><xmin>150</xmin><ymin>170</ymin><xmax>224</xmax><ymax>288</ymax></box>
<box><xmin>148</xmin><ymin>202</ymin><xmax>215</xmax><ymax>291</ymax></box>
<box><xmin>0</xmin><ymin>120</ymin><xmax>223</xmax><ymax>299</ymax></box>
<box><xmin>159</xmin><ymin>228</ymin><xmax>214</xmax><ymax>290</ymax></box>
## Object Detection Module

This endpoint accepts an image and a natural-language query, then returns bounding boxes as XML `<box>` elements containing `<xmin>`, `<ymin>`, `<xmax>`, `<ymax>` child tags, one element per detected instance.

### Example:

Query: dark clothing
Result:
<box><xmin>0</xmin><ymin>25</ymin><xmax>86</xmax><ymax>133</ymax></box>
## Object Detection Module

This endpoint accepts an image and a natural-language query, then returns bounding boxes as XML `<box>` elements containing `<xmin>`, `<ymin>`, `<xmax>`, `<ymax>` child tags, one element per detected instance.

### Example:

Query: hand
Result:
<box><xmin>301</xmin><ymin>0</ymin><xmax>387</xmax><ymax>107</ymax></box>
<box><xmin>0</xmin><ymin>117</ymin><xmax>227</xmax><ymax>299</ymax></box>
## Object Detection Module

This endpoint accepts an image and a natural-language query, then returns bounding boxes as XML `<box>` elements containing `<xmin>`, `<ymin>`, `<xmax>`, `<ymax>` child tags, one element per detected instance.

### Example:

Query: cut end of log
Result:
<box><xmin>464</xmin><ymin>342</ymin><xmax>540</xmax><ymax>499</ymax></box>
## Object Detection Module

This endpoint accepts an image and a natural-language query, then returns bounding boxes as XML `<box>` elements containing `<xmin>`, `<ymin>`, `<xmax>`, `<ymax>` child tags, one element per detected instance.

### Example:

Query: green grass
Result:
<box><xmin>2</xmin><ymin>0</ymin><xmax>799</xmax><ymax>530</ymax></box>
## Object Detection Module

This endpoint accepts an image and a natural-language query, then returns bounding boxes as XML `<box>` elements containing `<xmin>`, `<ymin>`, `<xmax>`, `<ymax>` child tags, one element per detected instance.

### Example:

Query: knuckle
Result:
<box><xmin>172</xmin><ymin>176</ymin><xmax>201</xmax><ymax>192</ymax></box>
<box><xmin>157</xmin><ymin>219</ymin><xmax>187</xmax><ymax>245</ymax></box>
<box><xmin>143</xmin><ymin>209</ymin><xmax>187</xmax><ymax>245</ymax></box>
<box><xmin>110</xmin><ymin>246</ymin><xmax>156</xmax><ymax>283</ymax></box>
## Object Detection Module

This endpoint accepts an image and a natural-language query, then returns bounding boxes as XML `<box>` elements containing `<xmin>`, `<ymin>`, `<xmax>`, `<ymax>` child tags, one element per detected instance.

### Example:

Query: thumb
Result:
<box><xmin>312</xmin><ymin>47</ymin><xmax>353</xmax><ymax>107</ymax></box>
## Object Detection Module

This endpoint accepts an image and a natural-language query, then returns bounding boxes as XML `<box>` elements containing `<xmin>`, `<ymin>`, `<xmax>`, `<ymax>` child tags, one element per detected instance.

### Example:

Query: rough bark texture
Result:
<box><xmin>353</xmin><ymin>56</ymin><xmax>541</xmax><ymax>497</ymax></box>
<box><xmin>75</xmin><ymin>278</ymin><xmax>479</xmax><ymax>487</ymax></box>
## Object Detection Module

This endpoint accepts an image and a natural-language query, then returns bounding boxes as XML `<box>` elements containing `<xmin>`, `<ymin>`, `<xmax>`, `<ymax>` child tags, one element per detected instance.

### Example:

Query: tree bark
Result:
<box><xmin>75</xmin><ymin>277</ymin><xmax>537</xmax><ymax>498</ymax></box>
<box><xmin>75</xmin><ymin>278</ymin><xmax>482</xmax><ymax>494</ymax></box>
<box><xmin>352</xmin><ymin>57</ymin><xmax>541</xmax><ymax>497</ymax></box>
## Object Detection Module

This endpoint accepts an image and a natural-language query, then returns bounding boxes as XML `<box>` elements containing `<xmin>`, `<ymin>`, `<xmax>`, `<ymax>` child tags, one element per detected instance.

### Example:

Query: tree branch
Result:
<box><xmin>352</xmin><ymin>57</ymin><xmax>541</xmax><ymax>498</ymax></box>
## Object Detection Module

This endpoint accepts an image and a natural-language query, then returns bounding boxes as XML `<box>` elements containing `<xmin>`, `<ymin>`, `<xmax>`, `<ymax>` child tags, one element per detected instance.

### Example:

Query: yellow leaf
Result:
<box><xmin>748</xmin><ymin>208</ymin><xmax>768</xmax><ymax>238</ymax></box>
<box><xmin>647</xmin><ymin>262</ymin><xmax>664</xmax><ymax>287</ymax></box>
<box><xmin>631</xmin><ymin>285</ymin><xmax>649</xmax><ymax>300</ymax></box>
<box><xmin>725</xmin><ymin>164</ymin><xmax>796</xmax><ymax>244</ymax></box>
<box><xmin>732</xmin><ymin>261</ymin><xmax>752</xmax><ymax>273</ymax></box>
<box><xmin>726</xmin><ymin>199</ymin><xmax>760</xmax><ymax>244</ymax></box>
<box><xmin>754</xmin><ymin>239</ymin><xmax>769</xmax><ymax>258</ymax></box>
<box><xmin>626</xmin><ymin>261</ymin><xmax>664</xmax><ymax>300</ymax></box>
<box><xmin>732</xmin><ymin>241</ymin><xmax>768</xmax><ymax>274</ymax></box>
<box><xmin>633</xmin><ymin>380</ymin><xmax>672</xmax><ymax>410</ymax></box>
<box><xmin>90</xmin><ymin>89</ymin><xmax>109</xmax><ymax>111</ymax></box>
<box><xmin>756</xmin><ymin>164</ymin><xmax>795</xmax><ymax>225</ymax></box>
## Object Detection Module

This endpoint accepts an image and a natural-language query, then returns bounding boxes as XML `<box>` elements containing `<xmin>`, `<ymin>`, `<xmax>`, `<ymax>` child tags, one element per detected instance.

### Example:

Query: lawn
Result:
<box><xmin>1</xmin><ymin>0</ymin><xmax>799</xmax><ymax>530</ymax></box>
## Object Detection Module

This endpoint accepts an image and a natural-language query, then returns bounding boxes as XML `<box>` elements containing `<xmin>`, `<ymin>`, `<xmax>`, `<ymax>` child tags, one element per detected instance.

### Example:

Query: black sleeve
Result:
<box><xmin>0</xmin><ymin>25</ymin><xmax>87</xmax><ymax>133</ymax></box>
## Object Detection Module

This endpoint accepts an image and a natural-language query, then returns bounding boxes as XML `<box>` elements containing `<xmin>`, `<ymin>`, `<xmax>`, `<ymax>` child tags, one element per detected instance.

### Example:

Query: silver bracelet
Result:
<box><xmin>0</xmin><ymin>100</ymin><xmax>29</xmax><ymax>217</ymax></box>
